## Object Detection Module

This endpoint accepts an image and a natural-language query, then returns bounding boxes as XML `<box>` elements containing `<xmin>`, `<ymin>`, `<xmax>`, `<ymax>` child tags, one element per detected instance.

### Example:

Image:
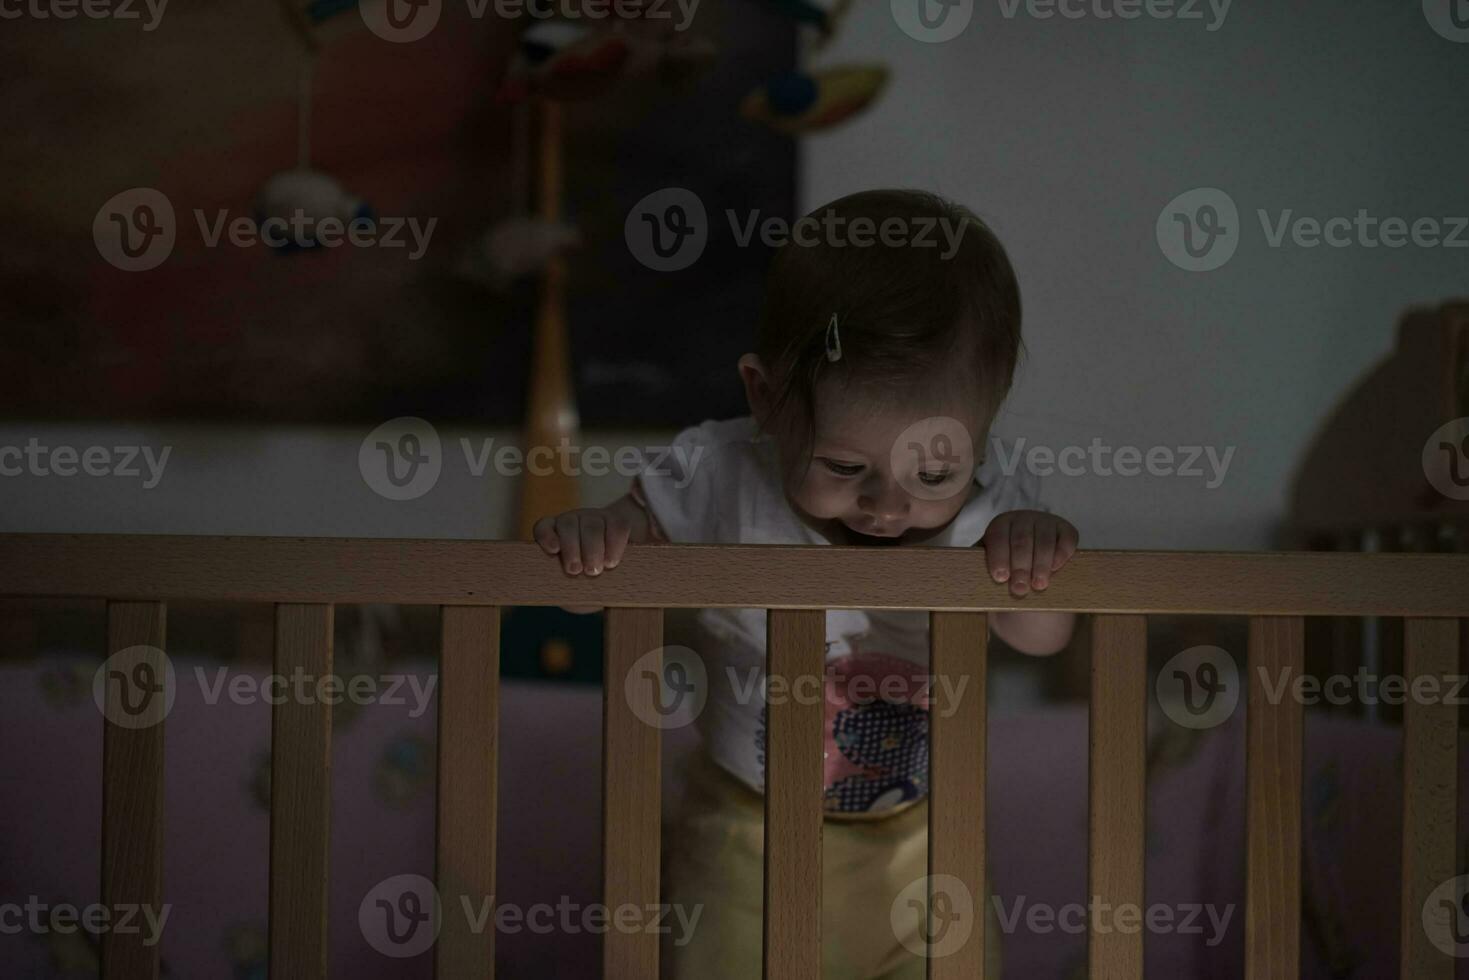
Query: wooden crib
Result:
<box><xmin>2</xmin><ymin>534</ymin><xmax>1466</xmax><ymax>980</ymax></box>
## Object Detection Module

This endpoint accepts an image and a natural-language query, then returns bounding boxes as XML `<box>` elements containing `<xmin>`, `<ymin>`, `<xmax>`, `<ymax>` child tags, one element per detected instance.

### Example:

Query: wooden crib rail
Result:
<box><xmin>4</xmin><ymin>533</ymin><xmax>1465</xmax><ymax>980</ymax></box>
<box><xmin>2</xmin><ymin>533</ymin><xmax>1468</xmax><ymax>615</ymax></box>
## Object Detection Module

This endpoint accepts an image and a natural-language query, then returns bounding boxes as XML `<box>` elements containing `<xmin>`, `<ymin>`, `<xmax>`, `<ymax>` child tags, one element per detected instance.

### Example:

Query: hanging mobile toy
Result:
<box><xmin>496</xmin><ymin>18</ymin><xmax>717</xmax><ymax>103</ymax></box>
<box><xmin>257</xmin><ymin>2</ymin><xmax>374</xmax><ymax>253</ymax></box>
<box><xmin>741</xmin><ymin>64</ymin><xmax>888</xmax><ymax>135</ymax></box>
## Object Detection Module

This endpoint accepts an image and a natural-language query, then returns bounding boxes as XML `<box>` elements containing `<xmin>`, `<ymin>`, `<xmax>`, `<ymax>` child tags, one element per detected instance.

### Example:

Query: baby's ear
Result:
<box><xmin>737</xmin><ymin>353</ymin><xmax>774</xmax><ymax>424</ymax></box>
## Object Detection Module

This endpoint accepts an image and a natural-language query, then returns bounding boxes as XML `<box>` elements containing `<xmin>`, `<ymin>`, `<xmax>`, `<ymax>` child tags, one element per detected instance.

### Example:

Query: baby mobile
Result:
<box><xmin>740</xmin><ymin>0</ymin><xmax>889</xmax><ymax>133</ymax></box>
<box><xmin>262</xmin><ymin>0</ymin><xmax>375</xmax><ymax>253</ymax></box>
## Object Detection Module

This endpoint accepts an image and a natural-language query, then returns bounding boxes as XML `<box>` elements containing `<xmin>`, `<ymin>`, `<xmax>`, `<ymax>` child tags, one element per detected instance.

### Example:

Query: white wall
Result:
<box><xmin>0</xmin><ymin>423</ymin><xmax>650</xmax><ymax>538</ymax></box>
<box><xmin>803</xmin><ymin>0</ymin><xmax>1469</xmax><ymax>548</ymax></box>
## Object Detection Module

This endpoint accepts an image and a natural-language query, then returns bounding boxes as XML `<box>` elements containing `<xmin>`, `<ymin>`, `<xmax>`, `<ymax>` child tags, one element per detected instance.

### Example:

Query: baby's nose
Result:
<box><xmin>861</xmin><ymin>481</ymin><xmax>911</xmax><ymax>521</ymax></box>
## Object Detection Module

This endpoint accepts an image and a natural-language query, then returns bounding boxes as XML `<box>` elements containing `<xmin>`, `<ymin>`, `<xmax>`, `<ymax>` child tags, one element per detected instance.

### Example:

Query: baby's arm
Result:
<box><xmin>981</xmin><ymin>509</ymin><xmax>1079</xmax><ymax>655</ymax></box>
<box><xmin>533</xmin><ymin>484</ymin><xmax>661</xmax><ymax>614</ymax></box>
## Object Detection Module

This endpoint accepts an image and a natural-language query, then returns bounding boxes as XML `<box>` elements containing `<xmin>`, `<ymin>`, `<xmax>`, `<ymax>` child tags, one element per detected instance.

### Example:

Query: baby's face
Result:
<box><xmin>780</xmin><ymin>386</ymin><xmax>988</xmax><ymax>546</ymax></box>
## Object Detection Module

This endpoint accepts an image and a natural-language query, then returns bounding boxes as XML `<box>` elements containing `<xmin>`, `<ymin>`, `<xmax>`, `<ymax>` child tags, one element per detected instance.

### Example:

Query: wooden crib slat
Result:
<box><xmin>1401</xmin><ymin>617</ymin><xmax>1460</xmax><ymax>980</ymax></box>
<box><xmin>603</xmin><ymin>607</ymin><xmax>664</xmax><ymax>980</ymax></box>
<box><xmin>268</xmin><ymin>603</ymin><xmax>333</xmax><ymax>980</ymax></box>
<box><xmin>1245</xmin><ymin>616</ymin><xmax>1304</xmax><ymax>979</ymax></box>
<box><xmin>764</xmin><ymin>609</ymin><xmax>826</xmax><ymax>980</ymax></box>
<box><xmin>928</xmin><ymin>612</ymin><xmax>988</xmax><ymax>977</ymax></box>
<box><xmin>436</xmin><ymin>606</ymin><xmax>500</xmax><ymax>979</ymax></box>
<box><xmin>1088</xmin><ymin>614</ymin><xmax>1147</xmax><ymax>980</ymax></box>
<box><xmin>101</xmin><ymin>601</ymin><xmax>167</xmax><ymax>980</ymax></box>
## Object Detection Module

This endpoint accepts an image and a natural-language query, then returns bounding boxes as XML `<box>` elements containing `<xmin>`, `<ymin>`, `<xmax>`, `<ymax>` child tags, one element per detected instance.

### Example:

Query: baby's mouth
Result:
<box><xmin>841</xmin><ymin>524</ymin><xmax>909</xmax><ymax>546</ymax></box>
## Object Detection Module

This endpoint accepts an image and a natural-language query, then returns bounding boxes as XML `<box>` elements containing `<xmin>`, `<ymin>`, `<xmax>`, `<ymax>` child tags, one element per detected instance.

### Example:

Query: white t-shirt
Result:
<box><xmin>636</xmin><ymin>415</ymin><xmax>1047</xmax><ymax>815</ymax></box>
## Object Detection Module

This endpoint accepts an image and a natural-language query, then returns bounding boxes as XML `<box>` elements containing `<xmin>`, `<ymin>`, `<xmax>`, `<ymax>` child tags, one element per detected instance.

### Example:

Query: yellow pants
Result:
<box><xmin>661</xmin><ymin>751</ymin><xmax>1002</xmax><ymax>979</ymax></box>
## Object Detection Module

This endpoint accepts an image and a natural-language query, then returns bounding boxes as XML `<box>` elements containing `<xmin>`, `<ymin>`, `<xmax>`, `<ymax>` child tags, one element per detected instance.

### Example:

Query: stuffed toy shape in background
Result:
<box><xmin>253</xmin><ymin>169</ymin><xmax>373</xmax><ymax>253</ymax></box>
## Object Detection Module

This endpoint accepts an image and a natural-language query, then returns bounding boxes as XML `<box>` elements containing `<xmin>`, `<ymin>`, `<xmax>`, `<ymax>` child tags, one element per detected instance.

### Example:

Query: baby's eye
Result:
<box><xmin>919</xmin><ymin>470</ymin><xmax>953</xmax><ymax>486</ymax></box>
<box><xmin>821</xmin><ymin>459</ymin><xmax>863</xmax><ymax>477</ymax></box>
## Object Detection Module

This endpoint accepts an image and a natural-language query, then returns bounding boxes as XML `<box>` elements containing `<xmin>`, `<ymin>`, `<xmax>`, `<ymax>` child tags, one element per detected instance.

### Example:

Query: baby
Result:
<box><xmin>535</xmin><ymin>188</ymin><xmax>1078</xmax><ymax>978</ymax></box>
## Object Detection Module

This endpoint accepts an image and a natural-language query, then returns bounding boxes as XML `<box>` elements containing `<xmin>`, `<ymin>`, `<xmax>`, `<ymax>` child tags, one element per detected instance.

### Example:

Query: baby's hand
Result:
<box><xmin>981</xmin><ymin>510</ymin><xmax>1079</xmax><ymax>598</ymax></box>
<box><xmin>533</xmin><ymin>507</ymin><xmax>631</xmax><ymax>577</ymax></box>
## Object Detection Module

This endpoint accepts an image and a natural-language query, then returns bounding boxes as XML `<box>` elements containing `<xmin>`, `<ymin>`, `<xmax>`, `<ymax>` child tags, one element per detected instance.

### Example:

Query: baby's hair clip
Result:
<box><xmin>825</xmin><ymin>312</ymin><xmax>842</xmax><ymax>362</ymax></box>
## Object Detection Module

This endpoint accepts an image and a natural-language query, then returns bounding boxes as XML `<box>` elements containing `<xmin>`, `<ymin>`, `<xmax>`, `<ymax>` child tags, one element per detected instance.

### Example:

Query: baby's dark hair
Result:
<box><xmin>752</xmin><ymin>188</ymin><xmax>1023</xmax><ymax>466</ymax></box>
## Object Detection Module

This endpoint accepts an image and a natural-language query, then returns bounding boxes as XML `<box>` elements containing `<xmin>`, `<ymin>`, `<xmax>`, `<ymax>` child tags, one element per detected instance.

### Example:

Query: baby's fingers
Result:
<box><xmin>985</xmin><ymin>513</ymin><xmax>1012</xmax><ymax>584</ymax></box>
<box><xmin>1008</xmin><ymin>519</ymin><xmax>1034</xmax><ymax>597</ymax></box>
<box><xmin>554</xmin><ymin>513</ymin><xmax>584</xmax><ymax>574</ymax></box>
<box><xmin>580</xmin><ymin>513</ymin><xmax>609</xmax><ymax>576</ymax></box>
<box><xmin>1052</xmin><ymin>521</ymin><xmax>1080</xmax><ymax>571</ymax></box>
<box><xmin>1030</xmin><ymin>522</ymin><xmax>1058</xmax><ymax>591</ymax></box>
<box><xmin>533</xmin><ymin>516</ymin><xmax>561</xmax><ymax>555</ymax></box>
<box><xmin>604</xmin><ymin>514</ymin><xmax>631</xmax><ymax>569</ymax></box>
